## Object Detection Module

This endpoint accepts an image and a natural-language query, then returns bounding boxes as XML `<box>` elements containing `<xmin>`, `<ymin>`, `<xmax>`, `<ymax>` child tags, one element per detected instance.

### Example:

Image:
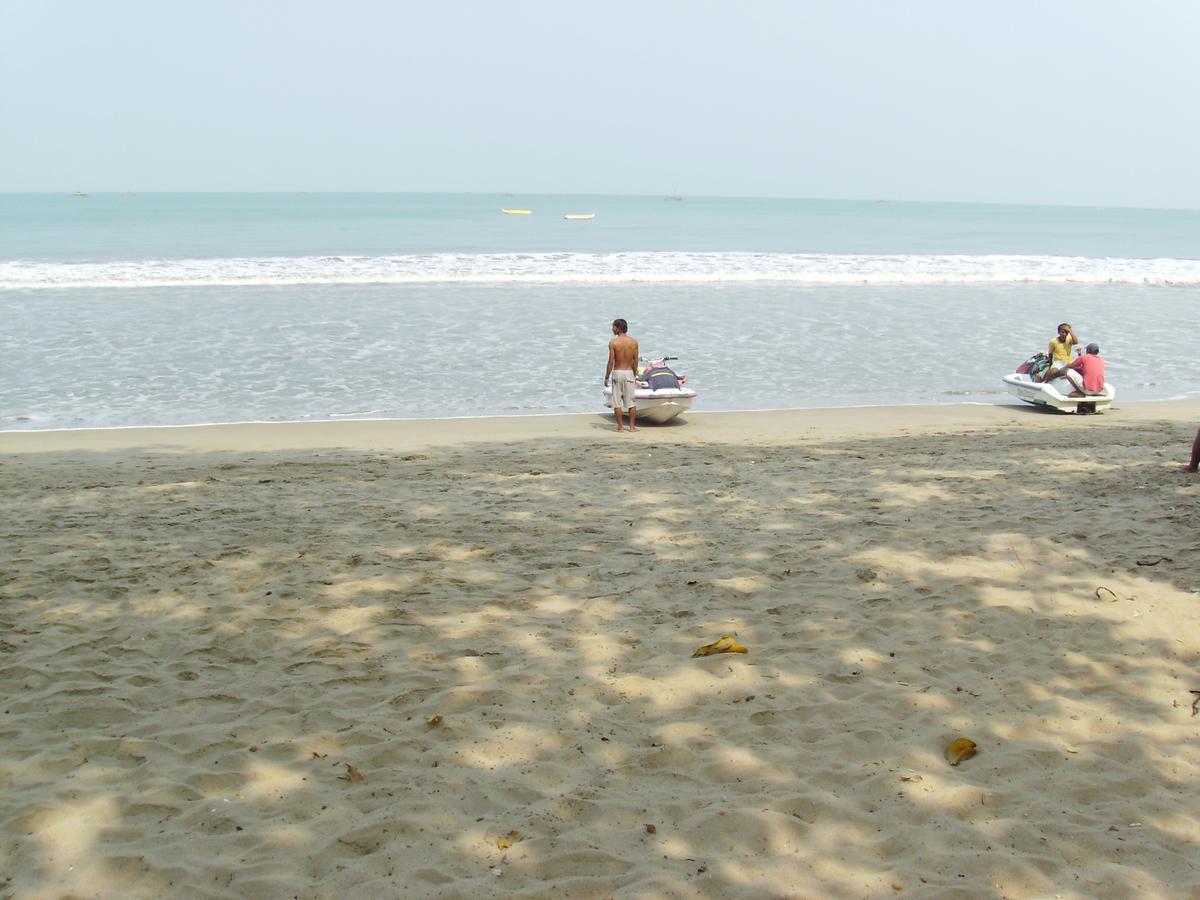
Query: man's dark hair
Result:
<box><xmin>613</xmin><ymin>318</ymin><xmax>628</xmax><ymax>333</ymax></box>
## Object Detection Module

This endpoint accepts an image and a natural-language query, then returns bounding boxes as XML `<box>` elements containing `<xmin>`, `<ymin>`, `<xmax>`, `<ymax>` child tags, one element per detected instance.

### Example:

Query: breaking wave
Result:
<box><xmin>4</xmin><ymin>251</ymin><xmax>1200</xmax><ymax>289</ymax></box>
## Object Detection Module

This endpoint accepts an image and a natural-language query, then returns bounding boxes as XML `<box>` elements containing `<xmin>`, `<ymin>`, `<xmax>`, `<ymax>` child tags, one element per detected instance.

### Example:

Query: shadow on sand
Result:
<box><xmin>1</xmin><ymin>415</ymin><xmax>1198</xmax><ymax>896</ymax></box>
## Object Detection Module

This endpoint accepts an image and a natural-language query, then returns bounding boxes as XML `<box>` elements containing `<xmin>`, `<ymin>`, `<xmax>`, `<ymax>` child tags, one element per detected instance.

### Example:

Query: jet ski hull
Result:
<box><xmin>603</xmin><ymin>387</ymin><xmax>696</xmax><ymax>423</ymax></box>
<box><xmin>1003</xmin><ymin>373</ymin><xmax>1115</xmax><ymax>413</ymax></box>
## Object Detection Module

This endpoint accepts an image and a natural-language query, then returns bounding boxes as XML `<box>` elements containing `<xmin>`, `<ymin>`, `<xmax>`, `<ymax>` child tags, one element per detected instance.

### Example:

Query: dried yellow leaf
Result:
<box><xmin>945</xmin><ymin>737</ymin><xmax>977</xmax><ymax>766</ymax></box>
<box><xmin>427</xmin><ymin>714</ymin><xmax>443</xmax><ymax>727</ymax></box>
<box><xmin>692</xmin><ymin>636</ymin><xmax>749</xmax><ymax>658</ymax></box>
<box><xmin>344</xmin><ymin>764</ymin><xmax>366</xmax><ymax>783</ymax></box>
<box><xmin>496</xmin><ymin>830</ymin><xmax>521</xmax><ymax>849</ymax></box>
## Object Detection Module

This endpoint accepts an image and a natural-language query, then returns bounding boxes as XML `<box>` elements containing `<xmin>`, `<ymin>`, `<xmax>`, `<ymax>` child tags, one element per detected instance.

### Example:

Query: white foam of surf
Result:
<box><xmin>4</xmin><ymin>252</ymin><xmax>1200</xmax><ymax>289</ymax></box>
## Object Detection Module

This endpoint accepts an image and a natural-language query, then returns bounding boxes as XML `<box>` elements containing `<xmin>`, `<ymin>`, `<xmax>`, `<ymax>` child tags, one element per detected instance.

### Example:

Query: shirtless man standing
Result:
<box><xmin>604</xmin><ymin>318</ymin><xmax>640</xmax><ymax>433</ymax></box>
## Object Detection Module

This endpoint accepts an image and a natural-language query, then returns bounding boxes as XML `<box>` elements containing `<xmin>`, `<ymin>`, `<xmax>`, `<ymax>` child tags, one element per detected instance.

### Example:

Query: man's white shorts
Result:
<box><xmin>611</xmin><ymin>369</ymin><xmax>637</xmax><ymax>411</ymax></box>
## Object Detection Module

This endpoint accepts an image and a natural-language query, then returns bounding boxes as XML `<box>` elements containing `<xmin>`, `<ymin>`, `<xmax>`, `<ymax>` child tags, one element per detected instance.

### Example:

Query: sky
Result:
<box><xmin>2</xmin><ymin>0</ymin><xmax>1198</xmax><ymax>207</ymax></box>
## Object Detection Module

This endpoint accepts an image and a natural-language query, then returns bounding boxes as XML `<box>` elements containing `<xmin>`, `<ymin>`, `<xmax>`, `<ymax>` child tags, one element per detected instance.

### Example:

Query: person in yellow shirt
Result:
<box><xmin>1046</xmin><ymin>322</ymin><xmax>1080</xmax><ymax>380</ymax></box>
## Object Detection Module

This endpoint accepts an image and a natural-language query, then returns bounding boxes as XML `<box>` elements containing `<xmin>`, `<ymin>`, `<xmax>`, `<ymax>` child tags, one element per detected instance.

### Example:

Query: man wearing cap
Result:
<box><xmin>1061</xmin><ymin>342</ymin><xmax>1106</xmax><ymax>408</ymax></box>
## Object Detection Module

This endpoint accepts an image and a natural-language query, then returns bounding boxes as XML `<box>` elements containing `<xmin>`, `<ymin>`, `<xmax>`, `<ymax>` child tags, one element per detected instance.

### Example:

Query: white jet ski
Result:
<box><xmin>604</xmin><ymin>356</ymin><xmax>697</xmax><ymax>424</ymax></box>
<box><xmin>1003</xmin><ymin>372</ymin><xmax>1114</xmax><ymax>414</ymax></box>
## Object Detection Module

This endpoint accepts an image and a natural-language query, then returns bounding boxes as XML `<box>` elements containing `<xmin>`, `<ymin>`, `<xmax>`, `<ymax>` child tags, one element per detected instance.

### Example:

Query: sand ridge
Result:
<box><xmin>1</xmin><ymin>405</ymin><xmax>1199</xmax><ymax>897</ymax></box>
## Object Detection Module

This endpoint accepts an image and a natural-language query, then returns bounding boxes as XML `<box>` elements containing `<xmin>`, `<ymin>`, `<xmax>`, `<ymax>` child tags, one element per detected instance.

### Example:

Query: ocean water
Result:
<box><xmin>2</xmin><ymin>192</ymin><xmax>1199</xmax><ymax>430</ymax></box>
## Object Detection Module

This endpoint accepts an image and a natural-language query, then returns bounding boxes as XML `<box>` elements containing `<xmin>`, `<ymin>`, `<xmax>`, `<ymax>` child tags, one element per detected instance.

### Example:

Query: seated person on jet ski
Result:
<box><xmin>1046</xmin><ymin>322</ymin><xmax>1081</xmax><ymax>381</ymax></box>
<box><xmin>1059</xmin><ymin>342</ymin><xmax>1106</xmax><ymax>398</ymax></box>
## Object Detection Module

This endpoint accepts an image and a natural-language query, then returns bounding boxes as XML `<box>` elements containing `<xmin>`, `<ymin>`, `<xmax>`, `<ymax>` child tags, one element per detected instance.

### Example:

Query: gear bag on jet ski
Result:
<box><xmin>640</xmin><ymin>364</ymin><xmax>681</xmax><ymax>390</ymax></box>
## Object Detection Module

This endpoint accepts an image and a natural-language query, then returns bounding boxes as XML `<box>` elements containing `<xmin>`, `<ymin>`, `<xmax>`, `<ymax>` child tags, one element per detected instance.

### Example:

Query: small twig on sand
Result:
<box><xmin>1009</xmin><ymin>544</ymin><xmax>1026</xmax><ymax>571</ymax></box>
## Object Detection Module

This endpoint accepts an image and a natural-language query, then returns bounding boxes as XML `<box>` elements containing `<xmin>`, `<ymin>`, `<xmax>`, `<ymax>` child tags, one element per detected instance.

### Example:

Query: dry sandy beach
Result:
<box><xmin>2</xmin><ymin>402</ymin><xmax>1199</xmax><ymax>898</ymax></box>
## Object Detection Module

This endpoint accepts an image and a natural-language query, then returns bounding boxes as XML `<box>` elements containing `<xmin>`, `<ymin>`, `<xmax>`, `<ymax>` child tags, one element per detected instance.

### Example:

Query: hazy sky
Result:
<box><xmin>2</xmin><ymin>1</ymin><xmax>1198</xmax><ymax>206</ymax></box>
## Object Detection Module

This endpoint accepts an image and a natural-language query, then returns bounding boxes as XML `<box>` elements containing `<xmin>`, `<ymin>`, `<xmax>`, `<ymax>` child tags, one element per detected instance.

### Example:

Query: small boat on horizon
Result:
<box><xmin>564</xmin><ymin>213</ymin><xmax>595</xmax><ymax>220</ymax></box>
<box><xmin>501</xmin><ymin>208</ymin><xmax>532</xmax><ymax>215</ymax></box>
<box><xmin>71</xmin><ymin>191</ymin><xmax>88</xmax><ymax>197</ymax></box>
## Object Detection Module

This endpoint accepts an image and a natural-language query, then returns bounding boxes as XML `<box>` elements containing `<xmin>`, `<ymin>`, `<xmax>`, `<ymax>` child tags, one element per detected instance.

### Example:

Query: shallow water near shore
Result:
<box><xmin>3</xmin><ymin>193</ymin><xmax>1199</xmax><ymax>430</ymax></box>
